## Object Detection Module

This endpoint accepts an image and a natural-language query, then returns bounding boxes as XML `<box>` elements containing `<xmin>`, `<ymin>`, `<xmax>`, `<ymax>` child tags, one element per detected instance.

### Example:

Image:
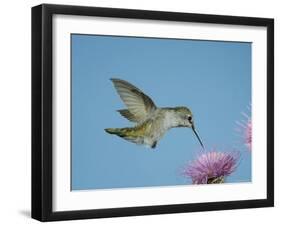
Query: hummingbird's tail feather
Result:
<box><xmin>105</xmin><ymin>128</ymin><xmax>121</xmax><ymax>135</ymax></box>
<box><xmin>104</xmin><ymin>127</ymin><xmax>131</xmax><ymax>138</ymax></box>
<box><xmin>104</xmin><ymin>127</ymin><xmax>142</xmax><ymax>145</ymax></box>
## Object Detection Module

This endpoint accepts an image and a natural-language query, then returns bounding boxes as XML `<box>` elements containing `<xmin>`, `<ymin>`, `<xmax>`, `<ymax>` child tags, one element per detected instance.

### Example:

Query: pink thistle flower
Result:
<box><xmin>244</xmin><ymin>119</ymin><xmax>252</xmax><ymax>150</ymax></box>
<box><xmin>236</xmin><ymin>109</ymin><xmax>252</xmax><ymax>151</ymax></box>
<box><xmin>183</xmin><ymin>151</ymin><xmax>239</xmax><ymax>184</ymax></box>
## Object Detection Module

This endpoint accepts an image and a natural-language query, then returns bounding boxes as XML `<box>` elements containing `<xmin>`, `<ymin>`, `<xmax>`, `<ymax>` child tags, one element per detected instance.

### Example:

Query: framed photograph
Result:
<box><xmin>32</xmin><ymin>4</ymin><xmax>274</xmax><ymax>221</ymax></box>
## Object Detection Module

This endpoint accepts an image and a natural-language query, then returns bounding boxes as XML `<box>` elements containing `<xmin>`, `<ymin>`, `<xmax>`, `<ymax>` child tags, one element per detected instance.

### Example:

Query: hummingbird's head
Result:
<box><xmin>173</xmin><ymin>106</ymin><xmax>193</xmax><ymax>128</ymax></box>
<box><xmin>174</xmin><ymin>106</ymin><xmax>204</xmax><ymax>149</ymax></box>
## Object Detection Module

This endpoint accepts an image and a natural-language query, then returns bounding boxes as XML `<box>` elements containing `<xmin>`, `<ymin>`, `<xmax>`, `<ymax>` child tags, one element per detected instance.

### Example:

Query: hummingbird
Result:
<box><xmin>105</xmin><ymin>78</ymin><xmax>204</xmax><ymax>149</ymax></box>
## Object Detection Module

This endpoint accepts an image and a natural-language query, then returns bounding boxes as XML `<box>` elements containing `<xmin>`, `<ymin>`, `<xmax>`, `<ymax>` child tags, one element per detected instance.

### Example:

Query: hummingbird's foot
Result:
<box><xmin>151</xmin><ymin>141</ymin><xmax>157</xmax><ymax>149</ymax></box>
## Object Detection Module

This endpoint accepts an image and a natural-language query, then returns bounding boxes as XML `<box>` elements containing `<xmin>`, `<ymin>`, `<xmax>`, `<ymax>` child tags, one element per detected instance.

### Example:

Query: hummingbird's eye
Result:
<box><xmin>188</xmin><ymin>116</ymin><xmax>192</xmax><ymax>121</ymax></box>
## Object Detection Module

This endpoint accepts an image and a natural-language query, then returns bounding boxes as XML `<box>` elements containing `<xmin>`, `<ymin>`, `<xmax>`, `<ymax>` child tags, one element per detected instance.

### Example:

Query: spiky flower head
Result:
<box><xmin>236</xmin><ymin>110</ymin><xmax>252</xmax><ymax>151</ymax></box>
<box><xmin>183</xmin><ymin>151</ymin><xmax>239</xmax><ymax>184</ymax></box>
<box><xmin>244</xmin><ymin>119</ymin><xmax>252</xmax><ymax>150</ymax></box>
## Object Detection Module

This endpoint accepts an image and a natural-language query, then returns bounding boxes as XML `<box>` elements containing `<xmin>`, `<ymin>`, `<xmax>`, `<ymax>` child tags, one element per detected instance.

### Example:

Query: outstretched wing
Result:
<box><xmin>117</xmin><ymin>109</ymin><xmax>139</xmax><ymax>123</ymax></box>
<box><xmin>111</xmin><ymin>78</ymin><xmax>157</xmax><ymax>123</ymax></box>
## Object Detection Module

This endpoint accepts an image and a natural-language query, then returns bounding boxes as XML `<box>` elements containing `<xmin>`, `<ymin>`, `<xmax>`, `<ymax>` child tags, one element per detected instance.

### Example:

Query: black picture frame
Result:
<box><xmin>32</xmin><ymin>3</ymin><xmax>274</xmax><ymax>222</ymax></box>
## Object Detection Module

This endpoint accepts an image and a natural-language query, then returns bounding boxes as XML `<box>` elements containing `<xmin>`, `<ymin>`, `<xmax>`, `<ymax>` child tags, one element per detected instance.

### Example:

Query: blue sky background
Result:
<box><xmin>71</xmin><ymin>34</ymin><xmax>251</xmax><ymax>190</ymax></box>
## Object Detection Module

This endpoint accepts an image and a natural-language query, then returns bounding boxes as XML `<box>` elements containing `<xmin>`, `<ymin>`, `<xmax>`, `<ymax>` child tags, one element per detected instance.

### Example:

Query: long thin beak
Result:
<box><xmin>192</xmin><ymin>125</ymin><xmax>205</xmax><ymax>150</ymax></box>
